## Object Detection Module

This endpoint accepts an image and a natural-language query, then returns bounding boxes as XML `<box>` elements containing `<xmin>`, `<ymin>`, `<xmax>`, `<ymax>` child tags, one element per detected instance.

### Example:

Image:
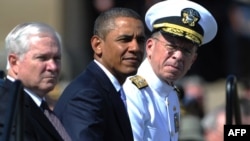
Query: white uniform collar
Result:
<box><xmin>138</xmin><ymin>58</ymin><xmax>174</xmax><ymax>97</ymax></box>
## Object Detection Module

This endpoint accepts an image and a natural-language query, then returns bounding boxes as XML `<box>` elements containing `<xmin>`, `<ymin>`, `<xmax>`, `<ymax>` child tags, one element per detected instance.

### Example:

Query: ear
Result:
<box><xmin>187</xmin><ymin>53</ymin><xmax>197</xmax><ymax>71</ymax></box>
<box><xmin>191</xmin><ymin>53</ymin><xmax>198</xmax><ymax>64</ymax></box>
<box><xmin>8</xmin><ymin>54</ymin><xmax>19</xmax><ymax>73</ymax></box>
<box><xmin>91</xmin><ymin>35</ymin><xmax>102</xmax><ymax>56</ymax></box>
<box><xmin>146</xmin><ymin>38</ymin><xmax>154</xmax><ymax>58</ymax></box>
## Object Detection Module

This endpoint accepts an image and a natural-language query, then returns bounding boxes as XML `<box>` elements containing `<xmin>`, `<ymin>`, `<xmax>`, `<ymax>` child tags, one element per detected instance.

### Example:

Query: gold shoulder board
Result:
<box><xmin>129</xmin><ymin>75</ymin><xmax>148</xmax><ymax>89</ymax></box>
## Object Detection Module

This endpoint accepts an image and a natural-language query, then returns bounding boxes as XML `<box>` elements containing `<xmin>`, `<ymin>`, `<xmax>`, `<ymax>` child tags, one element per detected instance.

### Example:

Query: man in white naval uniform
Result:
<box><xmin>123</xmin><ymin>59</ymin><xmax>181</xmax><ymax>141</ymax></box>
<box><xmin>123</xmin><ymin>0</ymin><xmax>218</xmax><ymax>141</ymax></box>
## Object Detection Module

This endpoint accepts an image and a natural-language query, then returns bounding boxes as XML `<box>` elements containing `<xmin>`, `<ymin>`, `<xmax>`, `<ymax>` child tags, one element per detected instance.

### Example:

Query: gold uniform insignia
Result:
<box><xmin>174</xmin><ymin>112</ymin><xmax>179</xmax><ymax>132</ymax></box>
<box><xmin>129</xmin><ymin>75</ymin><xmax>148</xmax><ymax>89</ymax></box>
<box><xmin>173</xmin><ymin>85</ymin><xmax>184</xmax><ymax>100</ymax></box>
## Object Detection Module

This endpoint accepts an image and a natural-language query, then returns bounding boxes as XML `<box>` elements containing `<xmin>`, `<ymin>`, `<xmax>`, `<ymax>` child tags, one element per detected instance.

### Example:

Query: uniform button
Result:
<box><xmin>171</xmin><ymin>131</ymin><xmax>174</xmax><ymax>136</ymax></box>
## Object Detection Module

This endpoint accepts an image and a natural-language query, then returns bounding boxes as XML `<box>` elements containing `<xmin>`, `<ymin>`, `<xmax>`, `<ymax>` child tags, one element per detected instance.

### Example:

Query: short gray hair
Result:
<box><xmin>5</xmin><ymin>22</ymin><xmax>62</xmax><ymax>70</ymax></box>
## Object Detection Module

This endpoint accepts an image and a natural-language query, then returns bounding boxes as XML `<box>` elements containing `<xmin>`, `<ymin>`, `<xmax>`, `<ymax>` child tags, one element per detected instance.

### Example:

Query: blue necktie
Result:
<box><xmin>119</xmin><ymin>88</ymin><xmax>127</xmax><ymax>108</ymax></box>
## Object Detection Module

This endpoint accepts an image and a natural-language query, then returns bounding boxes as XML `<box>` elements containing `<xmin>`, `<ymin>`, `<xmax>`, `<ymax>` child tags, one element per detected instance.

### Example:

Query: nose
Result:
<box><xmin>172</xmin><ymin>50</ymin><xmax>184</xmax><ymax>60</ymax></box>
<box><xmin>47</xmin><ymin>59</ymin><xmax>60</xmax><ymax>71</ymax></box>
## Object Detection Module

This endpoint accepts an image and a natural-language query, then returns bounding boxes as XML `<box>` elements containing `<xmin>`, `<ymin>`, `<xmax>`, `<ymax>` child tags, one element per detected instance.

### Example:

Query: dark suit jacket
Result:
<box><xmin>54</xmin><ymin>61</ymin><xmax>134</xmax><ymax>141</ymax></box>
<box><xmin>0</xmin><ymin>79</ymin><xmax>64</xmax><ymax>141</ymax></box>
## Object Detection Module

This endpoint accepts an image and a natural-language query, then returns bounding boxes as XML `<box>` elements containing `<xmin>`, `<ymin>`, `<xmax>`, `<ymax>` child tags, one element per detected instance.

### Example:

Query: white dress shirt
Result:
<box><xmin>123</xmin><ymin>58</ymin><xmax>180</xmax><ymax>141</ymax></box>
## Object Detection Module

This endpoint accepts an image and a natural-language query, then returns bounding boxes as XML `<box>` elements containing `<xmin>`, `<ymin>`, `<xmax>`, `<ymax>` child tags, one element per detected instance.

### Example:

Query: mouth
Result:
<box><xmin>165</xmin><ymin>62</ymin><xmax>182</xmax><ymax>72</ymax></box>
<box><xmin>169</xmin><ymin>65</ymin><xmax>180</xmax><ymax>70</ymax></box>
<box><xmin>123</xmin><ymin>57</ymin><xmax>141</xmax><ymax>65</ymax></box>
<box><xmin>44</xmin><ymin>75</ymin><xmax>57</xmax><ymax>81</ymax></box>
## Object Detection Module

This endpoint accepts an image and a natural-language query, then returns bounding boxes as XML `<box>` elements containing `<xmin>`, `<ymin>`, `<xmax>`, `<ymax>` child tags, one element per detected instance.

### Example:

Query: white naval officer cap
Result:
<box><xmin>145</xmin><ymin>0</ymin><xmax>218</xmax><ymax>46</ymax></box>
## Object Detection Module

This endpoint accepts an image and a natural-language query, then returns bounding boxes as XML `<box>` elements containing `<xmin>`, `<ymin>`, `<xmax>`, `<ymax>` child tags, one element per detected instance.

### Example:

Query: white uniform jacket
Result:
<box><xmin>123</xmin><ymin>58</ymin><xmax>180</xmax><ymax>141</ymax></box>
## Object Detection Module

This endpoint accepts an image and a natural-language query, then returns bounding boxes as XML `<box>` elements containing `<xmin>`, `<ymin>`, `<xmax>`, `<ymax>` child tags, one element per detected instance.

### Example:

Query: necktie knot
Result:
<box><xmin>41</xmin><ymin>100</ymin><xmax>51</xmax><ymax>112</ymax></box>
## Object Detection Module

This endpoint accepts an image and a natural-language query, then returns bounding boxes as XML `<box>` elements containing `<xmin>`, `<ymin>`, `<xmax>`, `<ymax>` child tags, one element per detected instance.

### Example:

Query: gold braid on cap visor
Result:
<box><xmin>153</xmin><ymin>23</ymin><xmax>203</xmax><ymax>45</ymax></box>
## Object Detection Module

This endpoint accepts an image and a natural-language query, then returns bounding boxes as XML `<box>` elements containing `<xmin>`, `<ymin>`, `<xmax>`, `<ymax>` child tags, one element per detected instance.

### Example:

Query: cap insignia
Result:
<box><xmin>181</xmin><ymin>8</ymin><xmax>200</xmax><ymax>27</ymax></box>
<box><xmin>129</xmin><ymin>75</ymin><xmax>148</xmax><ymax>89</ymax></box>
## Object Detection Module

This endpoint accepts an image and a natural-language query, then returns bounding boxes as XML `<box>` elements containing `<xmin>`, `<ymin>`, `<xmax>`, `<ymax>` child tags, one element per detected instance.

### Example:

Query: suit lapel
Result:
<box><xmin>24</xmin><ymin>94</ymin><xmax>63</xmax><ymax>141</ymax></box>
<box><xmin>89</xmin><ymin>61</ymin><xmax>133</xmax><ymax>140</ymax></box>
<box><xmin>110</xmin><ymin>89</ymin><xmax>133</xmax><ymax>140</ymax></box>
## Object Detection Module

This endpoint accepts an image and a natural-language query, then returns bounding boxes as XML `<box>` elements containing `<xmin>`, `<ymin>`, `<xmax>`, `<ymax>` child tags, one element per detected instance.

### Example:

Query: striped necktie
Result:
<box><xmin>41</xmin><ymin>100</ymin><xmax>72</xmax><ymax>141</ymax></box>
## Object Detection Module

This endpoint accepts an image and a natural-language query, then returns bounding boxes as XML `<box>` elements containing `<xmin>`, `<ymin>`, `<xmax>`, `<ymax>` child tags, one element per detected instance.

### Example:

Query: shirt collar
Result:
<box><xmin>94</xmin><ymin>60</ymin><xmax>121</xmax><ymax>92</ymax></box>
<box><xmin>7</xmin><ymin>75</ymin><xmax>44</xmax><ymax>107</ymax></box>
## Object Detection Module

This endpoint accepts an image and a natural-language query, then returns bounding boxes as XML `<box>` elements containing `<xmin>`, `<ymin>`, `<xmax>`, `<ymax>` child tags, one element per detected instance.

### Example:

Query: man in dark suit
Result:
<box><xmin>0</xmin><ymin>22</ymin><xmax>71</xmax><ymax>141</ymax></box>
<box><xmin>54</xmin><ymin>7</ymin><xmax>146</xmax><ymax>141</ymax></box>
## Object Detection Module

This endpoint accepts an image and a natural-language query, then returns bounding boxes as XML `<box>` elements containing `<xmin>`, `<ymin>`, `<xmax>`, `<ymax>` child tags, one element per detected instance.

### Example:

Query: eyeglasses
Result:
<box><xmin>152</xmin><ymin>37</ymin><xmax>196</xmax><ymax>57</ymax></box>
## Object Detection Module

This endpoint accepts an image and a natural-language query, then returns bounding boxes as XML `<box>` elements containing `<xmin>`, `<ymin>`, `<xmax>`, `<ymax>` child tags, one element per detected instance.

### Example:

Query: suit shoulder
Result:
<box><xmin>129</xmin><ymin>75</ymin><xmax>148</xmax><ymax>89</ymax></box>
<box><xmin>0</xmin><ymin>79</ymin><xmax>4</xmax><ymax>87</ymax></box>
